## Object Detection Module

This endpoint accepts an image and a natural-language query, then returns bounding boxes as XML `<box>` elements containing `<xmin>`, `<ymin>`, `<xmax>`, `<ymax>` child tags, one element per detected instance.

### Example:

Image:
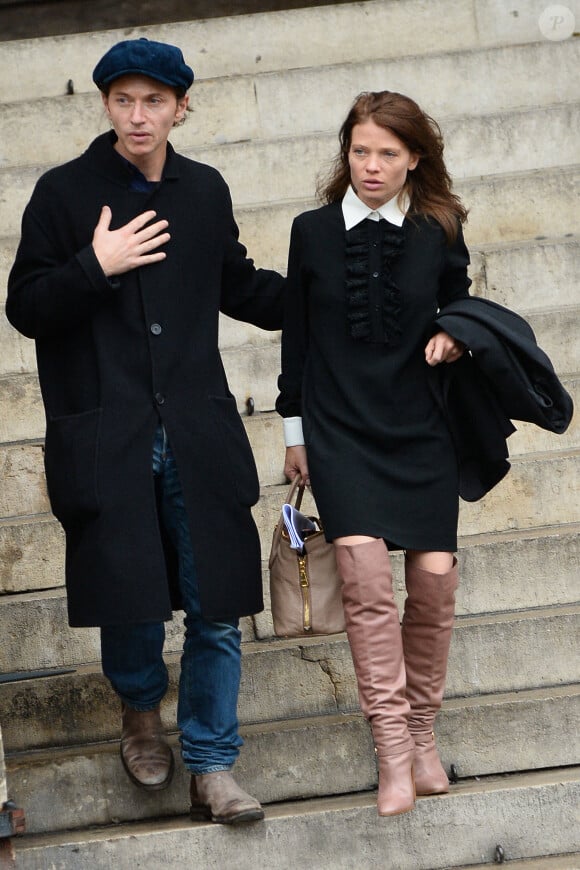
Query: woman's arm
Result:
<box><xmin>437</xmin><ymin>221</ymin><xmax>472</xmax><ymax>309</ymax></box>
<box><xmin>425</xmin><ymin>221</ymin><xmax>470</xmax><ymax>364</ymax></box>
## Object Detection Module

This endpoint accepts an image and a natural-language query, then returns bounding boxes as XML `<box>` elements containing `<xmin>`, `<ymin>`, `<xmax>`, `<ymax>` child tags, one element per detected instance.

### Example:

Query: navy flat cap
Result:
<box><xmin>93</xmin><ymin>38</ymin><xmax>194</xmax><ymax>91</ymax></box>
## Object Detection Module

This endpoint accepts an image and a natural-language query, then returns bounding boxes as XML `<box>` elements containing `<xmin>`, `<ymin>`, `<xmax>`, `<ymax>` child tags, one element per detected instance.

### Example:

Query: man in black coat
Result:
<box><xmin>6</xmin><ymin>38</ymin><xmax>284</xmax><ymax>824</ymax></box>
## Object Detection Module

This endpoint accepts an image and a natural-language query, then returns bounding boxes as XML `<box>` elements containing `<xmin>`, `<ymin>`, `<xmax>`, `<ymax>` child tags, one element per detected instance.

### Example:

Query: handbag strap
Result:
<box><xmin>269</xmin><ymin>475</ymin><xmax>307</xmax><ymax>567</ymax></box>
<box><xmin>285</xmin><ymin>474</ymin><xmax>306</xmax><ymax>510</ymax></box>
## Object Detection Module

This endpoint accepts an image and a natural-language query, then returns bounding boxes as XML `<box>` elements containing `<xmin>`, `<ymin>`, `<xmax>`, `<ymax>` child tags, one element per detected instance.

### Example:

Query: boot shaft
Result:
<box><xmin>336</xmin><ymin>540</ymin><xmax>413</xmax><ymax>756</ymax></box>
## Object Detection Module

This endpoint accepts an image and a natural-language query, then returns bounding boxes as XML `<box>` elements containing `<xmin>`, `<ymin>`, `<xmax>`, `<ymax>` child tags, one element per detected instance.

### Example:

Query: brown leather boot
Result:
<box><xmin>402</xmin><ymin>558</ymin><xmax>458</xmax><ymax>796</ymax></box>
<box><xmin>190</xmin><ymin>771</ymin><xmax>264</xmax><ymax>824</ymax></box>
<box><xmin>336</xmin><ymin>539</ymin><xmax>415</xmax><ymax>816</ymax></box>
<box><xmin>120</xmin><ymin>704</ymin><xmax>174</xmax><ymax>790</ymax></box>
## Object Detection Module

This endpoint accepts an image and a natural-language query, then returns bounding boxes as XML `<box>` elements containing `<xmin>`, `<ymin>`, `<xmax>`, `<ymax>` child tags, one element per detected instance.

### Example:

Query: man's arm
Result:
<box><xmin>7</xmin><ymin>183</ymin><xmax>171</xmax><ymax>339</ymax></box>
<box><xmin>218</xmin><ymin>190</ymin><xmax>285</xmax><ymax>331</ymax></box>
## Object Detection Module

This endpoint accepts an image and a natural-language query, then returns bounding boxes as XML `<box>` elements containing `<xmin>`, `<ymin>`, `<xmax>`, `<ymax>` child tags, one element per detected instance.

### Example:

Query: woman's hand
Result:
<box><xmin>425</xmin><ymin>330</ymin><xmax>465</xmax><ymax>366</ymax></box>
<box><xmin>284</xmin><ymin>445</ymin><xmax>310</xmax><ymax>486</ymax></box>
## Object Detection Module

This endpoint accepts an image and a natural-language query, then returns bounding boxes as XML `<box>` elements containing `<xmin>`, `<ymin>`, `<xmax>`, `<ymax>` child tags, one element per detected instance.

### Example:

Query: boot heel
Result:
<box><xmin>413</xmin><ymin>731</ymin><xmax>449</xmax><ymax>795</ymax></box>
<box><xmin>377</xmin><ymin>748</ymin><xmax>416</xmax><ymax>816</ymax></box>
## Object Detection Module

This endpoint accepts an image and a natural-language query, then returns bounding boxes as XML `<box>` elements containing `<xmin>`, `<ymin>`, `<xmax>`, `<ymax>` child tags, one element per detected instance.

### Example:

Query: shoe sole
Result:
<box><xmin>190</xmin><ymin>805</ymin><xmax>265</xmax><ymax>825</ymax></box>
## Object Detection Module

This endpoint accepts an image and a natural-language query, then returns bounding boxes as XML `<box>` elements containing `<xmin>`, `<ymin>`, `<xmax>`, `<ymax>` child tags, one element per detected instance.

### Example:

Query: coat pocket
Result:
<box><xmin>209</xmin><ymin>396</ymin><xmax>260</xmax><ymax>506</ymax></box>
<box><xmin>44</xmin><ymin>407</ymin><xmax>102</xmax><ymax>525</ymax></box>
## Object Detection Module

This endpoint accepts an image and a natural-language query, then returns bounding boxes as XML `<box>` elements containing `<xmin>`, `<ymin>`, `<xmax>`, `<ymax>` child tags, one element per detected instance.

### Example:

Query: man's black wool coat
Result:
<box><xmin>6</xmin><ymin>132</ymin><xmax>284</xmax><ymax>627</ymax></box>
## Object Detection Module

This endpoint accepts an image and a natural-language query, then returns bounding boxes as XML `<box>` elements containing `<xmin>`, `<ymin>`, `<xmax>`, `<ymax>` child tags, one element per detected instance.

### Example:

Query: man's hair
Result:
<box><xmin>100</xmin><ymin>82</ymin><xmax>187</xmax><ymax>100</ymax></box>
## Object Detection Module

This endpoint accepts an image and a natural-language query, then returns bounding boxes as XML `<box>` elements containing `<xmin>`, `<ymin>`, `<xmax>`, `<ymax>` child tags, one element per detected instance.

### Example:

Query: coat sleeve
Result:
<box><xmin>218</xmin><ymin>184</ymin><xmax>285</xmax><ymax>331</ymax></box>
<box><xmin>275</xmin><ymin>217</ymin><xmax>309</xmax><ymax>419</ymax></box>
<box><xmin>6</xmin><ymin>176</ymin><xmax>118</xmax><ymax>339</ymax></box>
<box><xmin>437</xmin><ymin>221</ymin><xmax>472</xmax><ymax>310</ymax></box>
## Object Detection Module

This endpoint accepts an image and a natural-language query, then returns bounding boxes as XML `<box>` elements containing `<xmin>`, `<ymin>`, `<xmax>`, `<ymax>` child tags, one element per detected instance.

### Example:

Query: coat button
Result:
<box><xmin>154</xmin><ymin>392</ymin><xmax>165</xmax><ymax>405</ymax></box>
<box><xmin>150</xmin><ymin>323</ymin><xmax>162</xmax><ymax>335</ymax></box>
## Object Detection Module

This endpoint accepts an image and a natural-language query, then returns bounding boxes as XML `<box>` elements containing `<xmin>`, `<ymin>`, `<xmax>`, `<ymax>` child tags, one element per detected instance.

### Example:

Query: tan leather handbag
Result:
<box><xmin>268</xmin><ymin>476</ymin><xmax>345</xmax><ymax>638</ymax></box>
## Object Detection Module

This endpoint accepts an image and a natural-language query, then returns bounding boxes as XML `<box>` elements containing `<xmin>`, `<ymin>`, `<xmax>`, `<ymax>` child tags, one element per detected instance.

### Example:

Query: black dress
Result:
<box><xmin>276</xmin><ymin>201</ymin><xmax>471</xmax><ymax>551</ymax></box>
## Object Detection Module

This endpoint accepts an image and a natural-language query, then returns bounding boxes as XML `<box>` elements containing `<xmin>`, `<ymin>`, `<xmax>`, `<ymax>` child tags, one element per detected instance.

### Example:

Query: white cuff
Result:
<box><xmin>283</xmin><ymin>416</ymin><xmax>305</xmax><ymax>447</ymax></box>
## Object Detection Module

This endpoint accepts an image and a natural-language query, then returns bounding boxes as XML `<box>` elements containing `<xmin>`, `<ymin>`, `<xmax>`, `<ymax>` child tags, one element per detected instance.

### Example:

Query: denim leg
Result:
<box><xmin>158</xmin><ymin>431</ymin><xmax>243</xmax><ymax>774</ymax></box>
<box><xmin>100</xmin><ymin>621</ymin><xmax>168</xmax><ymax>711</ymax></box>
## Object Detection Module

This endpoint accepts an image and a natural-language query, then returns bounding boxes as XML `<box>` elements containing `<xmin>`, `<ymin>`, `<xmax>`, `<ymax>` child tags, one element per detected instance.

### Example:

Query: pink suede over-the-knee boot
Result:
<box><xmin>336</xmin><ymin>539</ymin><xmax>415</xmax><ymax>816</ymax></box>
<box><xmin>402</xmin><ymin>558</ymin><xmax>458</xmax><ymax>795</ymax></box>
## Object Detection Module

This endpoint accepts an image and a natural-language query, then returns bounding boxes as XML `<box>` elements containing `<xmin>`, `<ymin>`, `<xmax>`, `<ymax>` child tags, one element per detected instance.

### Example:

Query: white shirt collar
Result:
<box><xmin>341</xmin><ymin>184</ymin><xmax>408</xmax><ymax>230</ymax></box>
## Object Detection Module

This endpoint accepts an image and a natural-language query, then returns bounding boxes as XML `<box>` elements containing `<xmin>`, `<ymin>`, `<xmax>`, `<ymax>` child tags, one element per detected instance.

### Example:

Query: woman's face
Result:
<box><xmin>348</xmin><ymin>119</ymin><xmax>419</xmax><ymax>209</ymax></box>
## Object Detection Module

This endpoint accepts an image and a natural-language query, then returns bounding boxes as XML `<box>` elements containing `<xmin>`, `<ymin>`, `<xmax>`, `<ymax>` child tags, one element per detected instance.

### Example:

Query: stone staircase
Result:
<box><xmin>0</xmin><ymin>1</ymin><xmax>579</xmax><ymax>867</ymax></box>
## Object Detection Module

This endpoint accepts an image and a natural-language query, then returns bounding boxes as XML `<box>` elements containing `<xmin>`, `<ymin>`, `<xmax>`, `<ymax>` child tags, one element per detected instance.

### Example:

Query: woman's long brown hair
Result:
<box><xmin>318</xmin><ymin>91</ymin><xmax>468</xmax><ymax>242</ymax></box>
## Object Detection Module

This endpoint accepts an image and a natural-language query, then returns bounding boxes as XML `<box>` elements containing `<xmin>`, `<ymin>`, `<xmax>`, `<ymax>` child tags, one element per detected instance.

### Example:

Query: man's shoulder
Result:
<box><xmin>41</xmin><ymin>150</ymin><xmax>87</xmax><ymax>179</ymax></box>
<box><xmin>28</xmin><ymin>154</ymin><xmax>88</xmax><ymax>204</ymax></box>
<box><xmin>172</xmin><ymin>151</ymin><xmax>227</xmax><ymax>186</ymax></box>
<box><xmin>33</xmin><ymin>134</ymin><xmax>107</xmax><ymax>192</ymax></box>
<box><xmin>294</xmin><ymin>201</ymin><xmax>340</xmax><ymax>228</ymax></box>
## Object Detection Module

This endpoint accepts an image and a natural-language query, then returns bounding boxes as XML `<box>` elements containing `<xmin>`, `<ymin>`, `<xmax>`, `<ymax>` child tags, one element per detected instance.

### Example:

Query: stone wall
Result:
<box><xmin>0</xmin><ymin>0</ymin><xmax>361</xmax><ymax>41</ymax></box>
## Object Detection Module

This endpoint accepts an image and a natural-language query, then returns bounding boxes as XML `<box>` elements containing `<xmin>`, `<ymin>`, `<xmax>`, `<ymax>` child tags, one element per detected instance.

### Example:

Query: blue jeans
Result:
<box><xmin>101</xmin><ymin>424</ymin><xmax>243</xmax><ymax>774</ymax></box>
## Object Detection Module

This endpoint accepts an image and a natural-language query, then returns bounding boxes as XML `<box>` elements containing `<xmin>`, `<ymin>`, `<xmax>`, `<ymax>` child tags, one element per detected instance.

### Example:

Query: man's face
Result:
<box><xmin>102</xmin><ymin>74</ymin><xmax>188</xmax><ymax>174</ymax></box>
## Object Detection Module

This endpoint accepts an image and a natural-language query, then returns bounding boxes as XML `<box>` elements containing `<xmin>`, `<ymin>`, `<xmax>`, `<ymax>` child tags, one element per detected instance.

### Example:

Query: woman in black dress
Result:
<box><xmin>276</xmin><ymin>91</ymin><xmax>470</xmax><ymax>816</ymax></box>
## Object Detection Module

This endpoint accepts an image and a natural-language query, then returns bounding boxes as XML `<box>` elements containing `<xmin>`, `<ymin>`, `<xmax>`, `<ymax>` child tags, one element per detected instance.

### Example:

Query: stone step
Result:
<box><xmin>456</xmin><ymin>857</ymin><xmax>580</xmax><ymax>870</ymax></box>
<box><xmin>3</xmin><ymin>234</ymin><xmax>578</xmax><ymax>322</ymax></box>
<box><xmin>2</xmin><ymin>71</ymin><xmax>579</xmax><ymax>233</ymax></box>
<box><xmin>231</xmin><ymin>165</ymin><xmax>580</xmax><ymax>269</ymax></box>
<box><xmin>0</xmin><ymin>514</ymin><xmax>63</xmax><ymax>595</ymax></box>
<box><xmin>507</xmin><ymin>377</ymin><xmax>579</xmax><ymax>455</ymax></box>
<box><xmin>10</xmin><ymin>767</ymin><xmax>580</xmax><ymax>868</ymax></box>
<box><xmin>2</xmin><ymin>575</ymin><xmax>579</xmax><ymax>754</ymax></box>
<box><xmin>2</xmin><ymin>159</ymin><xmax>578</xmax><ymax>266</ymax></box>
<box><xmin>0</xmin><ymin>411</ymin><xmax>449</xmax><ymax>517</ymax></box>
<box><xmin>0</xmin><ymin>726</ymin><xmax>6</xmax><ymax>806</ymax></box>
<box><xmin>1</xmin><ymin>486</ymin><xmax>579</xmax><ymax>609</ymax></box>
<box><xmin>184</xmin><ymin>101</ymin><xmax>580</xmax><ymax>203</ymax></box>
<box><xmin>0</xmin><ymin>26</ymin><xmax>579</xmax><ymax>224</ymax></box>
<box><xmin>0</xmin><ymin>416</ymin><xmax>288</xmax><ymax>523</ymax></box>
<box><xmin>1</xmin><ymin>368</ymin><xmax>578</xmax><ymax>522</ymax></box>
<box><xmin>3</xmin><ymin>287</ymin><xmax>577</xmax><ymax>424</ymax></box>
<box><xmin>0</xmin><ymin>582</ymin><xmax>254</xmax><ymax>672</ymax></box>
<box><xmin>1</xmin><ymin>454</ymin><xmax>579</xmax><ymax>600</ymax></box>
<box><xmin>472</xmin><ymin>237</ymin><xmax>580</xmax><ymax>313</ymax></box>
<box><xmin>5</xmin><ymin>685</ymin><xmax>580</xmax><ymax>835</ymax></box>
<box><xmin>524</xmin><ymin>307</ymin><xmax>579</xmax><ymax>377</ymax></box>
<box><xmin>1</xmin><ymin>557</ymin><xmax>578</xmax><ymax>690</ymax></box>
<box><xmin>3</xmin><ymin>79</ymin><xmax>579</xmax><ymax>194</ymax></box>
<box><xmin>456</xmin><ymin>450</ymin><xmax>579</xmax><ymax>538</ymax></box>
<box><xmin>0</xmin><ymin>0</ymin><xmax>557</xmax><ymax>105</ymax></box>
<box><xmin>255</xmin><ymin>450</ymin><xmax>580</xmax><ymax>548</ymax></box>
<box><xmin>241</xmin><ymin>38</ymin><xmax>580</xmax><ymax>138</ymax></box>
<box><xmin>1</xmin><ymin>232</ymin><xmax>578</xmax><ymax>399</ymax></box>
<box><xmin>1</xmin><ymin>303</ymin><xmax>577</xmax><ymax>442</ymax></box>
<box><xmin>0</xmin><ymin>306</ymin><xmax>283</xmax><ymax>379</ymax></box>
<box><xmin>0</xmin><ymin>373</ymin><xmax>44</xmax><ymax>443</ymax></box>
<box><xmin>257</xmin><ymin>522</ymin><xmax>580</xmax><ymax>637</ymax></box>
